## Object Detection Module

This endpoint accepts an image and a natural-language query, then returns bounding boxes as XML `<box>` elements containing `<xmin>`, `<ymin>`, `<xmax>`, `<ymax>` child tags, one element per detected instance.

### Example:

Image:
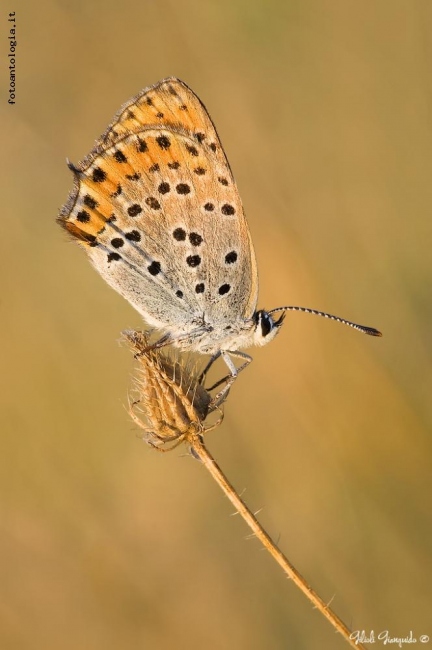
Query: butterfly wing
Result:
<box><xmin>58</xmin><ymin>78</ymin><xmax>258</xmax><ymax>338</ymax></box>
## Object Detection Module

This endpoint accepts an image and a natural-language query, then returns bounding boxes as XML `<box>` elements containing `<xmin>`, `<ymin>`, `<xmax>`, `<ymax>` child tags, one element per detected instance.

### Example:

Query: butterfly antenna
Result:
<box><xmin>268</xmin><ymin>306</ymin><xmax>382</xmax><ymax>337</ymax></box>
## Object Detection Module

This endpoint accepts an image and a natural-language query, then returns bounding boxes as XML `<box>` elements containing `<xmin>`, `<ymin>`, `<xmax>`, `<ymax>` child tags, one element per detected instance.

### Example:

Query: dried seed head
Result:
<box><xmin>122</xmin><ymin>330</ymin><xmax>223</xmax><ymax>451</ymax></box>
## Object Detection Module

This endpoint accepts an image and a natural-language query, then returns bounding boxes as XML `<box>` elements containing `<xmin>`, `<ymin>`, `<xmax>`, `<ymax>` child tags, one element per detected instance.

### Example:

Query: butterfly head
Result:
<box><xmin>252</xmin><ymin>309</ymin><xmax>286</xmax><ymax>347</ymax></box>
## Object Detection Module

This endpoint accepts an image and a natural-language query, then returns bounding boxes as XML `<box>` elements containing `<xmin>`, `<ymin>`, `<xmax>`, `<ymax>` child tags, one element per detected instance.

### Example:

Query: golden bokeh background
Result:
<box><xmin>1</xmin><ymin>1</ymin><xmax>431</xmax><ymax>648</ymax></box>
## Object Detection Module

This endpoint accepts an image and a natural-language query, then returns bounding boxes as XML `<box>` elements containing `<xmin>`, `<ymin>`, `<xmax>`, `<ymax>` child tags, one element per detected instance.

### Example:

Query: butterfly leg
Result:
<box><xmin>198</xmin><ymin>351</ymin><xmax>222</xmax><ymax>385</ymax></box>
<box><xmin>201</xmin><ymin>350</ymin><xmax>252</xmax><ymax>392</ymax></box>
<box><xmin>196</xmin><ymin>352</ymin><xmax>232</xmax><ymax>411</ymax></box>
<box><xmin>203</xmin><ymin>351</ymin><xmax>252</xmax><ymax>406</ymax></box>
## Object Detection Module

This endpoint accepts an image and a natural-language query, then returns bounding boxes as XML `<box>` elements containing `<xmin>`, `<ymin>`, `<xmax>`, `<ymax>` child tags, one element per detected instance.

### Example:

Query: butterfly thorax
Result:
<box><xmin>159</xmin><ymin>308</ymin><xmax>284</xmax><ymax>355</ymax></box>
<box><xmin>168</xmin><ymin>318</ymin><xmax>256</xmax><ymax>355</ymax></box>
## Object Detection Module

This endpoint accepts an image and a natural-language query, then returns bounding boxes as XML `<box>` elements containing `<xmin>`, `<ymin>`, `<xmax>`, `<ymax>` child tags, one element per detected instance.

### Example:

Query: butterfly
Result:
<box><xmin>58</xmin><ymin>77</ymin><xmax>381</xmax><ymax>391</ymax></box>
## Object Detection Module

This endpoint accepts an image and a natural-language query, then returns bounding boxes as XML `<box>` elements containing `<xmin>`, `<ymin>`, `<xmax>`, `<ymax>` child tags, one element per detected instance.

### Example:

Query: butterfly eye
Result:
<box><xmin>260</xmin><ymin>312</ymin><xmax>273</xmax><ymax>337</ymax></box>
<box><xmin>254</xmin><ymin>311</ymin><xmax>274</xmax><ymax>338</ymax></box>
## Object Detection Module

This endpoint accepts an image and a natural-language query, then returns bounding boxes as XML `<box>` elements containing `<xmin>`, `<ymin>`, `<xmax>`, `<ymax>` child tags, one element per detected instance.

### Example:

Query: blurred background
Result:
<box><xmin>1</xmin><ymin>1</ymin><xmax>431</xmax><ymax>648</ymax></box>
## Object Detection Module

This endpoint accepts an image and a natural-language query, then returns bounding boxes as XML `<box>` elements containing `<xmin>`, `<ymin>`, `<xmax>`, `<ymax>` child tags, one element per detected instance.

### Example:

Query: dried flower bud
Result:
<box><xmin>122</xmin><ymin>330</ymin><xmax>224</xmax><ymax>451</ymax></box>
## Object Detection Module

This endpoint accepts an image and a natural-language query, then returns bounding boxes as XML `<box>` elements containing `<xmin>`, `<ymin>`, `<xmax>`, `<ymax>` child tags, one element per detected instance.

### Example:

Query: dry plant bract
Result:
<box><xmin>123</xmin><ymin>330</ymin><xmax>224</xmax><ymax>451</ymax></box>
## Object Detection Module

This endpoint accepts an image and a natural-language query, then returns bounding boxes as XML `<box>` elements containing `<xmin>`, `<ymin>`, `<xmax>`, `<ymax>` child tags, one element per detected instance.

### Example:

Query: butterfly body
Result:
<box><xmin>58</xmin><ymin>77</ymin><xmax>380</xmax><ymax>385</ymax></box>
<box><xmin>58</xmin><ymin>78</ymin><xmax>283</xmax><ymax>360</ymax></box>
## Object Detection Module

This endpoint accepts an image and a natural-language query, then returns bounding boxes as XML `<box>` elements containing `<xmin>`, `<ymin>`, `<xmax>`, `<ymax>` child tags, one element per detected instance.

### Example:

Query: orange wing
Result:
<box><xmin>84</xmin><ymin>78</ymin><xmax>233</xmax><ymax>175</ymax></box>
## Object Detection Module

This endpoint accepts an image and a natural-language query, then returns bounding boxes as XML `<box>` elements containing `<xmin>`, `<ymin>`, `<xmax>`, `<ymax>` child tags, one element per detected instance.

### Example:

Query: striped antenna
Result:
<box><xmin>268</xmin><ymin>306</ymin><xmax>382</xmax><ymax>337</ymax></box>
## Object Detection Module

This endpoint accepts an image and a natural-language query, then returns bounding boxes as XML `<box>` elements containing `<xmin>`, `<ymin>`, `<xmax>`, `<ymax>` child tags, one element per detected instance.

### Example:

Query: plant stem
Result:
<box><xmin>190</xmin><ymin>435</ymin><xmax>367</xmax><ymax>650</ymax></box>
